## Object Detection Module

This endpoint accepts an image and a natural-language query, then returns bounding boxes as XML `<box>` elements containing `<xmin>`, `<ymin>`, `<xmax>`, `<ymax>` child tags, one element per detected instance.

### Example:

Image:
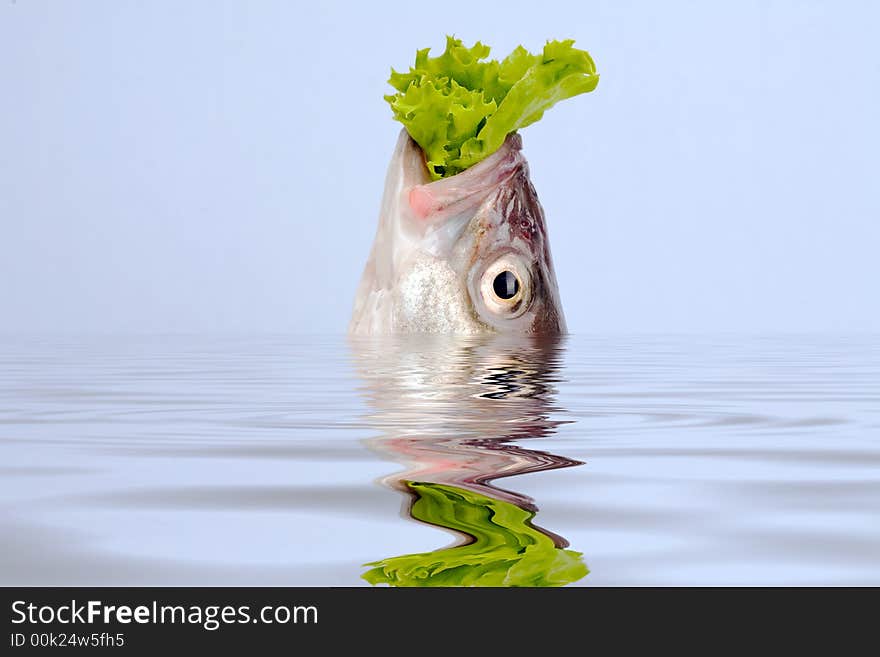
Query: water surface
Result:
<box><xmin>1</xmin><ymin>334</ymin><xmax>878</xmax><ymax>585</ymax></box>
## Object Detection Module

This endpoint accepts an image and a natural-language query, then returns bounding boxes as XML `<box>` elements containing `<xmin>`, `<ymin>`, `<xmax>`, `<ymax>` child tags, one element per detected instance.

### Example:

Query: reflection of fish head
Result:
<box><xmin>351</xmin><ymin>333</ymin><xmax>580</xmax><ymax>515</ymax></box>
<box><xmin>350</xmin><ymin>130</ymin><xmax>565</xmax><ymax>335</ymax></box>
<box><xmin>351</xmin><ymin>334</ymin><xmax>589</xmax><ymax>587</ymax></box>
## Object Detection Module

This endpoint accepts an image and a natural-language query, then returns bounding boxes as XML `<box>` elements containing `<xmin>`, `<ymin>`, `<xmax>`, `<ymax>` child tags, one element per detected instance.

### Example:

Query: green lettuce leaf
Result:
<box><xmin>362</xmin><ymin>481</ymin><xmax>589</xmax><ymax>587</ymax></box>
<box><xmin>386</xmin><ymin>36</ymin><xmax>599</xmax><ymax>180</ymax></box>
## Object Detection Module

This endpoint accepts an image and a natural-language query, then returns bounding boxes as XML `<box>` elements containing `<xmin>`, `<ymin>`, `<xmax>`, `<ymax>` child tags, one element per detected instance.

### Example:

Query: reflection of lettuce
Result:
<box><xmin>386</xmin><ymin>37</ymin><xmax>599</xmax><ymax>180</ymax></box>
<box><xmin>363</xmin><ymin>481</ymin><xmax>588</xmax><ymax>587</ymax></box>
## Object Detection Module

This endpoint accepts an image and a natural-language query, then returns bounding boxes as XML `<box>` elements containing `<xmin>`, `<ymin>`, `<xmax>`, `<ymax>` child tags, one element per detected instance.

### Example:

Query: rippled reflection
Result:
<box><xmin>350</xmin><ymin>334</ymin><xmax>589</xmax><ymax>586</ymax></box>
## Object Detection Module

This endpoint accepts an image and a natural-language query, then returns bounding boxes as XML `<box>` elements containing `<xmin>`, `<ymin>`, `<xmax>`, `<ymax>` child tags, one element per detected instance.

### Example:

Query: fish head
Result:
<box><xmin>350</xmin><ymin>129</ymin><xmax>566</xmax><ymax>335</ymax></box>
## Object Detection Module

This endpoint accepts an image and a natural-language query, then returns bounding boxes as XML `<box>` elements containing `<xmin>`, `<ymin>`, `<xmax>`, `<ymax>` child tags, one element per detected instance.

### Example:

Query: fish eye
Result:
<box><xmin>478</xmin><ymin>256</ymin><xmax>532</xmax><ymax>318</ymax></box>
<box><xmin>492</xmin><ymin>271</ymin><xmax>520</xmax><ymax>300</ymax></box>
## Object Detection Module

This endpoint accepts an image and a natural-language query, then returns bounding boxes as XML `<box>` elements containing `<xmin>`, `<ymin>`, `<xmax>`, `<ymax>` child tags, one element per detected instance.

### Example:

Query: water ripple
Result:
<box><xmin>0</xmin><ymin>333</ymin><xmax>878</xmax><ymax>585</ymax></box>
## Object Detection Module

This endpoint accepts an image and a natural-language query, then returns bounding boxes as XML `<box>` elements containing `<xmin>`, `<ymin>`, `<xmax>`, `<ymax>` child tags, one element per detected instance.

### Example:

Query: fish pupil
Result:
<box><xmin>493</xmin><ymin>271</ymin><xmax>519</xmax><ymax>300</ymax></box>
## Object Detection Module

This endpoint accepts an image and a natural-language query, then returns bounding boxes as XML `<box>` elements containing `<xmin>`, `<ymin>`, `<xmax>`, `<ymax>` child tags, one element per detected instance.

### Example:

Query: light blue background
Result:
<box><xmin>1</xmin><ymin>1</ymin><xmax>877</xmax><ymax>333</ymax></box>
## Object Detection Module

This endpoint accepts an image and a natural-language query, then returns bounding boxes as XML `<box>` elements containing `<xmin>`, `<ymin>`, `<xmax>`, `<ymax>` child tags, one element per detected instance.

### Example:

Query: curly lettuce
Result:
<box><xmin>362</xmin><ymin>481</ymin><xmax>588</xmax><ymax>587</ymax></box>
<box><xmin>386</xmin><ymin>36</ymin><xmax>599</xmax><ymax>180</ymax></box>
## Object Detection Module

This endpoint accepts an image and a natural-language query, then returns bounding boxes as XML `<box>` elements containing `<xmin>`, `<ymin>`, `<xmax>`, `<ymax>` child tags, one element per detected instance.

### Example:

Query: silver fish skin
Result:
<box><xmin>349</xmin><ymin>128</ymin><xmax>566</xmax><ymax>335</ymax></box>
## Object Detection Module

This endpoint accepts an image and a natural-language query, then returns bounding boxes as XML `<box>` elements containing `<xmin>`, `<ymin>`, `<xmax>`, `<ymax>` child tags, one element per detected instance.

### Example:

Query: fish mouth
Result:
<box><xmin>406</xmin><ymin>133</ymin><xmax>527</xmax><ymax>224</ymax></box>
